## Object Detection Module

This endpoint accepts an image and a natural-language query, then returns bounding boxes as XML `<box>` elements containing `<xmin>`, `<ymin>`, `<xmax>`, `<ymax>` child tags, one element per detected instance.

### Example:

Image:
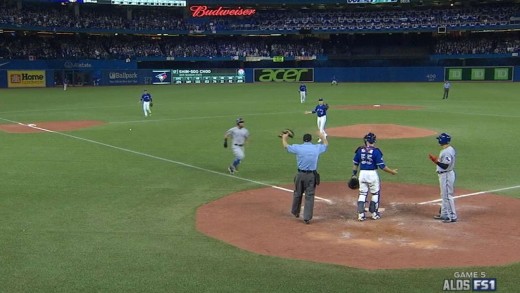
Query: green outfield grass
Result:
<box><xmin>1</xmin><ymin>82</ymin><xmax>519</xmax><ymax>292</ymax></box>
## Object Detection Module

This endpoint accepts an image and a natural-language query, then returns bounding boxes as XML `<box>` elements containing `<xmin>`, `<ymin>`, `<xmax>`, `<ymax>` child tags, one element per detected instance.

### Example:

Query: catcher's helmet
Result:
<box><xmin>364</xmin><ymin>132</ymin><xmax>377</xmax><ymax>144</ymax></box>
<box><xmin>436</xmin><ymin>132</ymin><xmax>451</xmax><ymax>145</ymax></box>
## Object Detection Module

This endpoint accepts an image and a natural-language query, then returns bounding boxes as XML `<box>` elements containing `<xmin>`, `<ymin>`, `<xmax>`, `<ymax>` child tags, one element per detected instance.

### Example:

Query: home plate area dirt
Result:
<box><xmin>197</xmin><ymin>182</ymin><xmax>520</xmax><ymax>270</ymax></box>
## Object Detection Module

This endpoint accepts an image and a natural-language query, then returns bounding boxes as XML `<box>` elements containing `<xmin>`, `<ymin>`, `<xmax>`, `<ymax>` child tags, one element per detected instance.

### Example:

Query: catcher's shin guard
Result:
<box><xmin>369</xmin><ymin>201</ymin><xmax>378</xmax><ymax>213</ymax></box>
<box><xmin>357</xmin><ymin>201</ymin><xmax>366</xmax><ymax>214</ymax></box>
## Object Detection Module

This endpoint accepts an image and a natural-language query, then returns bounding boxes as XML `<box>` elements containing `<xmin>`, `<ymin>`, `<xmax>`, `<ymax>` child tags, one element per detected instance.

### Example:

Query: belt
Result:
<box><xmin>437</xmin><ymin>170</ymin><xmax>452</xmax><ymax>174</ymax></box>
<box><xmin>298</xmin><ymin>169</ymin><xmax>315</xmax><ymax>173</ymax></box>
<box><xmin>234</xmin><ymin>144</ymin><xmax>244</xmax><ymax>146</ymax></box>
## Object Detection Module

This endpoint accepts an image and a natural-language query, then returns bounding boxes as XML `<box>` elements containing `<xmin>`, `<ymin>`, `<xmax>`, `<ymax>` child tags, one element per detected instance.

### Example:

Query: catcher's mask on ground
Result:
<box><xmin>364</xmin><ymin>132</ymin><xmax>377</xmax><ymax>144</ymax></box>
<box><xmin>303</xmin><ymin>134</ymin><xmax>312</xmax><ymax>142</ymax></box>
<box><xmin>437</xmin><ymin>132</ymin><xmax>451</xmax><ymax>145</ymax></box>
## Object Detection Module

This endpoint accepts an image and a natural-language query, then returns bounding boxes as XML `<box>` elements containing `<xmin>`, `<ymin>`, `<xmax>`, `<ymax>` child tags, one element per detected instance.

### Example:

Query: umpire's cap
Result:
<box><xmin>303</xmin><ymin>133</ymin><xmax>312</xmax><ymax>142</ymax></box>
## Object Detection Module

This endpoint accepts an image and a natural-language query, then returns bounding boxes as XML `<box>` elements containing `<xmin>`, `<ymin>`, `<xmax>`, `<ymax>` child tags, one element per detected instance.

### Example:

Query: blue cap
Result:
<box><xmin>318</xmin><ymin>98</ymin><xmax>324</xmax><ymax>101</ymax></box>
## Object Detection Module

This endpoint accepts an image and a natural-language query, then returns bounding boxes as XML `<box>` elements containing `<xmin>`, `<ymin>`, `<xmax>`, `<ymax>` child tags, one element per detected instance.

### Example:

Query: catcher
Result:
<box><xmin>350</xmin><ymin>132</ymin><xmax>397</xmax><ymax>221</ymax></box>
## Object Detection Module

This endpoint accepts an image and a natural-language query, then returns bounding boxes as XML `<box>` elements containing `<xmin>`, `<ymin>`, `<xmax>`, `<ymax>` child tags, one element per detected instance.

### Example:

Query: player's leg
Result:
<box><xmin>291</xmin><ymin>174</ymin><xmax>304</xmax><ymax>217</ymax></box>
<box><xmin>302</xmin><ymin>174</ymin><xmax>315</xmax><ymax>223</ymax></box>
<box><xmin>444</xmin><ymin>172</ymin><xmax>457</xmax><ymax>221</ymax></box>
<box><xmin>321</xmin><ymin>116</ymin><xmax>327</xmax><ymax>137</ymax></box>
<box><xmin>368</xmin><ymin>174</ymin><xmax>381</xmax><ymax>219</ymax></box>
<box><xmin>142</xmin><ymin>102</ymin><xmax>148</xmax><ymax>117</ymax></box>
<box><xmin>357</xmin><ymin>172</ymin><xmax>369</xmax><ymax>221</ymax></box>
<box><xmin>231</xmin><ymin>146</ymin><xmax>245</xmax><ymax>171</ymax></box>
<box><xmin>438</xmin><ymin>175</ymin><xmax>450</xmax><ymax>220</ymax></box>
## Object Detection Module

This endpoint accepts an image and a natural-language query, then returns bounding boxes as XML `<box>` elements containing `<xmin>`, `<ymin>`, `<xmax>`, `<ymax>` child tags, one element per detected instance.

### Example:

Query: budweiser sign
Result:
<box><xmin>190</xmin><ymin>6</ymin><xmax>256</xmax><ymax>17</ymax></box>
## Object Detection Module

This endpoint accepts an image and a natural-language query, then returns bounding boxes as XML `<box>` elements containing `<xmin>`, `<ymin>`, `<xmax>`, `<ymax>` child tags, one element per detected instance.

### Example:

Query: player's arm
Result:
<box><xmin>281</xmin><ymin>133</ymin><xmax>290</xmax><ymax>148</ymax></box>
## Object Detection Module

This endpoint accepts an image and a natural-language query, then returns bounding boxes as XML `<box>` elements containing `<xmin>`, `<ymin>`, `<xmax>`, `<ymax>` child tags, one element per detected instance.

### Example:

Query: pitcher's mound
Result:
<box><xmin>328</xmin><ymin>124</ymin><xmax>437</xmax><ymax>139</ymax></box>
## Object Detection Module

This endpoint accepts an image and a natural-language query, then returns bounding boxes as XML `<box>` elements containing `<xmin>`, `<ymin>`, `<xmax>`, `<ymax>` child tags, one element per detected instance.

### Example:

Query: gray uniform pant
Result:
<box><xmin>439</xmin><ymin>171</ymin><xmax>457</xmax><ymax>220</ymax></box>
<box><xmin>291</xmin><ymin>172</ymin><xmax>316</xmax><ymax>221</ymax></box>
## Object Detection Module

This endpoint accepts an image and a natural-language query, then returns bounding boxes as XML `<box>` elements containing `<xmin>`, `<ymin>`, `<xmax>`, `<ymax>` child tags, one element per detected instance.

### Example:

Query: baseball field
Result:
<box><xmin>1</xmin><ymin>82</ymin><xmax>519</xmax><ymax>292</ymax></box>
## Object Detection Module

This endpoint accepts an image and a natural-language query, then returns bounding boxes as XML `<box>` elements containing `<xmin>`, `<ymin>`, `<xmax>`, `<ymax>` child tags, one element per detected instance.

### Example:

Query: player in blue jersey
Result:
<box><xmin>305</xmin><ymin>98</ymin><xmax>329</xmax><ymax>142</ymax></box>
<box><xmin>299</xmin><ymin>83</ymin><xmax>307</xmax><ymax>103</ymax></box>
<box><xmin>331</xmin><ymin>75</ymin><xmax>337</xmax><ymax>85</ymax></box>
<box><xmin>224</xmin><ymin>118</ymin><xmax>249</xmax><ymax>175</ymax></box>
<box><xmin>140</xmin><ymin>89</ymin><xmax>152</xmax><ymax>117</ymax></box>
<box><xmin>351</xmin><ymin>132</ymin><xmax>398</xmax><ymax>221</ymax></box>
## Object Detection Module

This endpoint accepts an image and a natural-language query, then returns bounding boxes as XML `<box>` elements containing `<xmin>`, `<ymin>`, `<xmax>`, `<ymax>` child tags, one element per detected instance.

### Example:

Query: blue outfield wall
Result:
<box><xmin>1</xmin><ymin>65</ymin><xmax>519</xmax><ymax>88</ymax></box>
<box><xmin>313</xmin><ymin>67</ymin><xmax>444</xmax><ymax>82</ymax></box>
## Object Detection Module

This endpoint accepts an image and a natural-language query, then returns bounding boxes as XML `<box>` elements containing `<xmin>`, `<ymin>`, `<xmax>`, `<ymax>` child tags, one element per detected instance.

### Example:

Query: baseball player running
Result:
<box><xmin>305</xmin><ymin>98</ymin><xmax>329</xmax><ymax>142</ymax></box>
<box><xmin>429</xmin><ymin>133</ymin><xmax>458</xmax><ymax>223</ymax></box>
<box><xmin>140</xmin><ymin>89</ymin><xmax>152</xmax><ymax>117</ymax></box>
<box><xmin>352</xmin><ymin>132</ymin><xmax>398</xmax><ymax>221</ymax></box>
<box><xmin>224</xmin><ymin>118</ymin><xmax>249</xmax><ymax>175</ymax></box>
<box><xmin>299</xmin><ymin>83</ymin><xmax>307</xmax><ymax>103</ymax></box>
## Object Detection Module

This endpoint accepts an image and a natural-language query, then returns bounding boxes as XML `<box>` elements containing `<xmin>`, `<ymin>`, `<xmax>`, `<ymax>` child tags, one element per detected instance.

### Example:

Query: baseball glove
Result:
<box><xmin>150</xmin><ymin>102</ymin><xmax>153</xmax><ymax>107</ymax></box>
<box><xmin>347</xmin><ymin>176</ymin><xmax>359</xmax><ymax>190</ymax></box>
<box><xmin>278</xmin><ymin>129</ymin><xmax>294</xmax><ymax>138</ymax></box>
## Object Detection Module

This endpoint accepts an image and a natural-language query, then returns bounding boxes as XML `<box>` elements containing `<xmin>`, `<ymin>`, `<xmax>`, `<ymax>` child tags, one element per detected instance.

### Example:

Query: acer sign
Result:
<box><xmin>254</xmin><ymin>68</ymin><xmax>314</xmax><ymax>82</ymax></box>
<box><xmin>190</xmin><ymin>6</ymin><xmax>256</xmax><ymax>17</ymax></box>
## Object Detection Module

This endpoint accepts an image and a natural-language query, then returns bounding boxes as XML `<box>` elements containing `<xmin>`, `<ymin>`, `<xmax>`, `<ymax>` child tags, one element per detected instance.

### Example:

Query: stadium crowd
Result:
<box><xmin>0</xmin><ymin>2</ymin><xmax>519</xmax><ymax>60</ymax></box>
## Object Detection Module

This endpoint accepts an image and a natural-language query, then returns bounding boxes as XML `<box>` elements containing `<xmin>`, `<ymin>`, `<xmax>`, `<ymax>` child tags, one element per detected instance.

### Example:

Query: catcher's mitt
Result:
<box><xmin>347</xmin><ymin>176</ymin><xmax>359</xmax><ymax>190</ymax></box>
<box><xmin>278</xmin><ymin>129</ymin><xmax>294</xmax><ymax>138</ymax></box>
<box><xmin>150</xmin><ymin>102</ymin><xmax>153</xmax><ymax>107</ymax></box>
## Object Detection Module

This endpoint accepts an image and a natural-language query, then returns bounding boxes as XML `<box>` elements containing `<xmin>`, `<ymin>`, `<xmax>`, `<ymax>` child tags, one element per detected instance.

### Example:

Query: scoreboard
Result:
<box><xmin>171</xmin><ymin>68</ymin><xmax>245</xmax><ymax>84</ymax></box>
<box><xmin>445</xmin><ymin>67</ymin><xmax>513</xmax><ymax>81</ymax></box>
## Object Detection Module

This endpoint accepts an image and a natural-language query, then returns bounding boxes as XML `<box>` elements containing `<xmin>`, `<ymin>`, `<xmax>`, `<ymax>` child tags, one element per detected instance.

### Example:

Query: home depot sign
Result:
<box><xmin>190</xmin><ymin>6</ymin><xmax>256</xmax><ymax>17</ymax></box>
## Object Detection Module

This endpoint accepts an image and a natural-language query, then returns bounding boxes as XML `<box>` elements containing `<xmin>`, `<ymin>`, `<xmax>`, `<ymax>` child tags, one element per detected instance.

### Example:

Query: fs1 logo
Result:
<box><xmin>473</xmin><ymin>279</ymin><xmax>497</xmax><ymax>291</ymax></box>
<box><xmin>254</xmin><ymin>68</ymin><xmax>314</xmax><ymax>82</ymax></box>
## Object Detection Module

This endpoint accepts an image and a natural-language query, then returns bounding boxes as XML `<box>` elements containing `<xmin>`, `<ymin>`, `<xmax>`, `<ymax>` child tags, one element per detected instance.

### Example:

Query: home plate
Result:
<box><xmin>365</xmin><ymin>207</ymin><xmax>385</xmax><ymax>212</ymax></box>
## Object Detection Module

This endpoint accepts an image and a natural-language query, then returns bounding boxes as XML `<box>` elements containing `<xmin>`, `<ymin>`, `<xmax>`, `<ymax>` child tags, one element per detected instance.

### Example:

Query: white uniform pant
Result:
<box><xmin>439</xmin><ymin>171</ymin><xmax>457</xmax><ymax>220</ymax></box>
<box><xmin>317</xmin><ymin>115</ymin><xmax>327</xmax><ymax>137</ymax></box>
<box><xmin>358</xmin><ymin>170</ymin><xmax>381</xmax><ymax>211</ymax></box>
<box><xmin>300</xmin><ymin>91</ymin><xmax>306</xmax><ymax>103</ymax></box>
<box><xmin>142</xmin><ymin>101</ymin><xmax>151</xmax><ymax>116</ymax></box>
<box><xmin>232</xmin><ymin>145</ymin><xmax>245</xmax><ymax>160</ymax></box>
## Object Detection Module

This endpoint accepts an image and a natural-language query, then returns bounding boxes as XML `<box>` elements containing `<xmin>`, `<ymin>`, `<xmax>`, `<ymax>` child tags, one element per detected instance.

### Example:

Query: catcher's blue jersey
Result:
<box><xmin>353</xmin><ymin>146</ymin><xmax>386</xmax><ymax>171</ymax></box>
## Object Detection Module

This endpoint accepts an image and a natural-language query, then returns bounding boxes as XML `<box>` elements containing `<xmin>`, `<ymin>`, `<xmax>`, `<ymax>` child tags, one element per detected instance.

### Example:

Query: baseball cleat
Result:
<box><xmin>442</xmin><ymin>218</ymin><xmax>457</xmax><ymax>223</ymax></box>
<box><xmin>371</xmin><ymin>212</ymin><xmax>381</xmax><ymax>220</ymax></box>
<box><xmin>303</xmin><ymin>219</ymin><xmax>310</xmax><ymax>224</ymax></box>
<box><xmin>228</xmin><ymin>166</ymin><xmax>235</xmax><ymax>175</ymax></box>
<box><xmin>357</xmin><ymin>213</ymin><xmax>366</xmax><ymax>221</ymax></box>
<box><xmin>434</xmin><ymin>215</ymin><xmax>448</xmax><ymax>220</ymax></box>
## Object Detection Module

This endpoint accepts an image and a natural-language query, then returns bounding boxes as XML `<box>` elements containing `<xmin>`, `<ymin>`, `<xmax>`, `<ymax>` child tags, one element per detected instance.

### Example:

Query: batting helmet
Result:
<box><xmin>364</xmin><ymin>132</ymin><xmax>377</xmax><ymax>144</ymax></box>
<box><xmin>436</xmin><ymin>132</ymin><xmax>451</xmax><ymax>145</ymax></box>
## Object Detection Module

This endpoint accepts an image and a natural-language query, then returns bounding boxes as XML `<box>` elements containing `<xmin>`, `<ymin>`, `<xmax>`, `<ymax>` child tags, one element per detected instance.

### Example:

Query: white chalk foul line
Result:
<box><xmin>418</xmin><ymin>185</ymin><xmax>520</xmax><ymax>205</ymax></box>
<box><xmin>1</xmin><ymin>118</ymin><xmax>333</xmax><ymax>205</ymax></box>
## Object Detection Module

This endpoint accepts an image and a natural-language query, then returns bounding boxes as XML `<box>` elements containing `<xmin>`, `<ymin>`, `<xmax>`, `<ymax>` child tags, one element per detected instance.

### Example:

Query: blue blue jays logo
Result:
<box><xmin>155</xmin><ymin>72</ymin><xmax>168</xmax><ymax>82</ymax></box>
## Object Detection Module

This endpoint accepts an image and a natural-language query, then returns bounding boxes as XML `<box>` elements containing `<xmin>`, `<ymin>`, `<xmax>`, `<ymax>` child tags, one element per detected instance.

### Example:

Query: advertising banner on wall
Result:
<box><xmin>152</xmin><ymin>70</ymin><xmax>172</xmax><ymax>85</ymax></box>
<box><xmin>253</xmin><ymin>68</ymin><xmax>314</xmax><ymax>82</ymax></box>
<box><xmin>7</xmin><ymin>70</ymin><xmax>46</xmax><ymax>88</ymax></box>
<box><xmin>104</xmin><ymin>71</ymin><xmax>140</xmax><ymax>85</ymax></box>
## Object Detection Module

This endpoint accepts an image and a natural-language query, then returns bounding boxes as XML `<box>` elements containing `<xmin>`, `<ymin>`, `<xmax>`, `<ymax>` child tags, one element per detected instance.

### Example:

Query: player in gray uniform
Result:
<box><xmin>224</xmin><ymin>118</ymin><xmax>249</xmax><ymax>175</ymax></box>
<box><xmin>429</xmin><ymin>133</ymin><xmax>458</xmax><ymax>223</ymax></box>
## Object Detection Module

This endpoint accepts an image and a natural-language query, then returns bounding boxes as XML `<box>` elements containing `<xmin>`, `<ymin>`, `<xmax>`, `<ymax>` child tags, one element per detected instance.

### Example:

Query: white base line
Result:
<box><xmin>1</xmin><ymin>118</ymin><xmax>333</xmax><ymax>205</ymax></box>
<box><xmin>418</xmin><ymin>185</ymin><xmax>520</xmax><ymax>205</ymax></box>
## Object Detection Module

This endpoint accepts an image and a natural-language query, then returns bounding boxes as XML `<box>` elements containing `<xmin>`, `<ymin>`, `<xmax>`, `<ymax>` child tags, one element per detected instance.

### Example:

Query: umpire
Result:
<box><xmin>281</xmin><ymin>132</ymin><xmax>328</xmax><ymax>224</ymax></box>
